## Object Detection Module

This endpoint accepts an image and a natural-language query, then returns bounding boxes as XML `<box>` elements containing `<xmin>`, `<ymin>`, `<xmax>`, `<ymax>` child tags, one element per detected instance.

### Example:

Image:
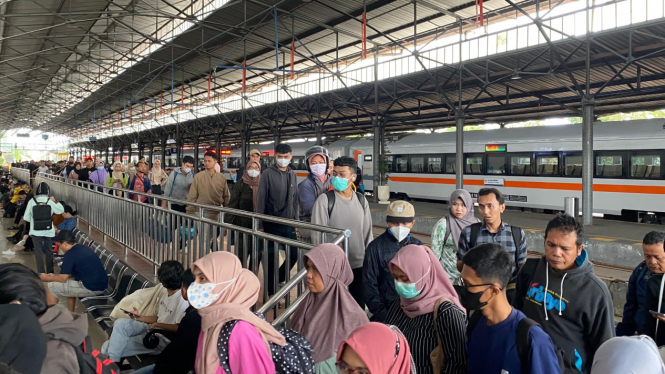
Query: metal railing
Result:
<box><xmin>13</xmin><ymin>168</ymin><xmax>350</xmax><ymax>326</ymax></box>
<box><xmin>10</xmin><ymin>168</ymin><xmax>30</xmax><ymax>183</ymax></box>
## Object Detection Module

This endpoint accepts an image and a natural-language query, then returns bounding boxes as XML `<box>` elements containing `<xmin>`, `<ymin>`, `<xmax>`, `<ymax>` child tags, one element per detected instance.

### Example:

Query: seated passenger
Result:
<box><xmin>431</xmin><ymin>189</ymin><xmax>479</xmax><ymax>284</ymax></box>
<box><xmin>0</xmin><ymin>304</ymin><xmax>47</xmax><ymax>374</ymax></box>
<box><xmin>3</xmin><ymin>189</ymin><xmax>26</xmax><ymax>218</ymax></box>
<box><xmin>291</xmin><ymin>243</ymin><xmax>369</xmax><ymax>373</ymax></box>
<box><xmin>616</xmin><ymin>231</ymin><xmax>665</xmax><ymax>337</ymax></box>
<box><xmin>336</xmin><ymin>322</ymin><xmax>415</xmax><ymax>374</ymax></box>
<box><xmin>591</xmin><ymin>335</ymin><xmax>665</xmax><ymax>373</ymax></box>
<box><xmin>460</xmin><ymin>243</ymin><xmax>561</xmax><ymax>374</ymax></box>
<box><xmin>384</xmin><ymin>244</ymin><xmax>467</xmax><ymax>374</ymax></box>
<box><xmin>363</xmin><ymin>201</ymin><xmax>422</xmax><ymax>322</ymax></box>
<box><xmin>55</xmin><ymin>204</ymin><xmax>77</xmax><ymax>233</ymax></box>
<box><xmin>40</xmin><ymin>230</ymin><xmax>107</xmax><ymax>312</ymax></box>
<box><xmin>101</xmin><ymin>260</ymin><xmax>188</xmax><ymax>362</ymax></box>
<box><xmin>512</xmin><ymin>214</ymin><xmax>614</xmax><ymax>374</ymax></box>
<box><xmin>130</xmin><ymin>269</ymin><xmax>202</xmax><ymax>374</ymax></box>
<box><xmin>191</xmin><ymin>251</ymin><xmax>286</xmax><ymax>374</ymax></box>
<box><xmin>0</xmin><ymin>263</ymin><xmax>90</xmax><ymax>374</ymax></box>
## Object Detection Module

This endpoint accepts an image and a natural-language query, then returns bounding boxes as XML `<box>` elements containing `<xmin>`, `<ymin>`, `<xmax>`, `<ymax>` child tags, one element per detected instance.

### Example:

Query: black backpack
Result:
<box><xmin>32</xmin><ymin>197</ymin><xmax>53</xmax><ymax>230</ymax></box>
<box><xmin>49</xmin><ymin>335</ymin><xmax>121</xmax><ymax>374</ymax></box>
<box><xmin>217</xmin><ymin>312</ymin><xmax>314</xmax><ymax>374</ymax></box>
<box><xmin>326</xmin><ymin>190</ymin><xmax>366</xmax><ymax>217</ymax></box>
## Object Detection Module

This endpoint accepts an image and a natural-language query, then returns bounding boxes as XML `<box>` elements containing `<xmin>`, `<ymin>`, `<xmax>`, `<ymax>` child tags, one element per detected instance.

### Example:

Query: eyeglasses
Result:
<box><xmin>457</xmin><ymin>276</ymin><xmax>497</xmax><ymax>289</ymax></box>
<box><xmin>335</xmin><ymin>362</ymin><xmax>370</xmax><ymax>374</ymax></box>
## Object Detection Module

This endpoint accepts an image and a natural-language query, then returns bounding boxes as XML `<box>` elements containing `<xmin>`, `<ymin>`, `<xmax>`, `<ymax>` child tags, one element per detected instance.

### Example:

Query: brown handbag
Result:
<box><xmin>430</xmin><ymin>297</ymin><xmax>448</xmax><ymax>374</ymax></box>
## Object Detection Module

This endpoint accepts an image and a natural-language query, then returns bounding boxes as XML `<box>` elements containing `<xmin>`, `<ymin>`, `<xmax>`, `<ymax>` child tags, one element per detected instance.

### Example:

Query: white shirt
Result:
<box><xmin>38</xmin><ymin>166</ymin><xmax>49</xmax><ymax>174</ymax></box>
<box><xmin>157</xmin><ymin>290</ymin><xmax>189</xmax><ymax>324</ymax></box>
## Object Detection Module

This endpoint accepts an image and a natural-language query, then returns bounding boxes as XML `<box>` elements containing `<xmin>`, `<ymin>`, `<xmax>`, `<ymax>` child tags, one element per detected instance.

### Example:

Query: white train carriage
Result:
<box><xmin>367</xmin><ymin>119</ymin><xmax>665</xmax><ymax>218</ymax></box>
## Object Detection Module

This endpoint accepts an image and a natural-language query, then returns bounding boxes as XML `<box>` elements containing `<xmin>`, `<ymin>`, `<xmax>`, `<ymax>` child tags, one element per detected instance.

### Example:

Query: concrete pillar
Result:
<box><xmin>582</xmin><ymin>96</ymin><xmax>595</xmax><ymax>225</ymax></box>
<box><xmin>455</xmin><ymin>115</ymin><xmax>464</xmax><ymax>189</ymax></box>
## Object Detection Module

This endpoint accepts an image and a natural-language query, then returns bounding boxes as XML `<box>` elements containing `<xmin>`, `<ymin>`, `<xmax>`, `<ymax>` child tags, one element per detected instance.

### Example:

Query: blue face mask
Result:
<box><xmin>394</xmin><ymin>280</ymin><xmax>422</xmax><ymax>299</ymax></box>
<box><xmin>331</xmin><ymin>176</ymin><xmax>350</xmax><ymax>192</ymax></box>
<box><xmin>97</xmin><ymin>166</ymin><xmax>104</xmax><ymax>170</ymax></box>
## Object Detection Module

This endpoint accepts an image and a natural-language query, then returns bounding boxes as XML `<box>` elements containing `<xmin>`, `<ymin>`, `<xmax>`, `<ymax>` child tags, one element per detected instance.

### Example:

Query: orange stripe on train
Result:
<box><xmin>388</xmin><ymin>176</ymin><xmax>665</xmax><ymax>194</ymax></box>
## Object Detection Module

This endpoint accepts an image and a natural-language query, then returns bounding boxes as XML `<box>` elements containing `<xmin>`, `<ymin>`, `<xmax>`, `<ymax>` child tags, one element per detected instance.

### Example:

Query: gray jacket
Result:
<box><xmin>163</xmin><ymin>167</ymin><xmax>194</xmax><ymax>202</ymax></box>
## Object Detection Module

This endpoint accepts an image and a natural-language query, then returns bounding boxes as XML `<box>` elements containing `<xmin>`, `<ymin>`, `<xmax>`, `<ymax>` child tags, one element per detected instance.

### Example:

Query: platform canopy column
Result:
<box><xmin>582</xmin><ymin>96</ymin><xmax>595</xmax><ymax>225</ymax></box>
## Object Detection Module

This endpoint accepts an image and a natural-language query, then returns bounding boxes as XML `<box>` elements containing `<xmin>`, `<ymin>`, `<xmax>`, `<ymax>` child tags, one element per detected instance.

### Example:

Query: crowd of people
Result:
<box><xmin>2</xmin><ymin>147</ymin><xmax>665</xmax><ymax>374</ymax></box>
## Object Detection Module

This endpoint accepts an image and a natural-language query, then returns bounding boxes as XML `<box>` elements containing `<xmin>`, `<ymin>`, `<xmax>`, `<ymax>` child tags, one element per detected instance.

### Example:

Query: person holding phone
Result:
<box><xmin>101</xmin><ymin>261</ymin><xmax>189</xmax><ymax>362</ymax></box>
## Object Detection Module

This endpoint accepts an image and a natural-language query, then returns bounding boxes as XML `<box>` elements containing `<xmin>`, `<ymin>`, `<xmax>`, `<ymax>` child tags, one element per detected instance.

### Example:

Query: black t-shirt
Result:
<box><xmin>27</xmin><ymin>164</ymin><xmax>37</xmax><ymax>173</ymax></box>
<box><xmin>60</xmin><ymin>244</ymin><xmax>108</xmax><ymax>291</ymax></box>
<box><xmin>153</xmin><ymin>306</ymin><xmax>202</xmax><ymax>374</ymax></box>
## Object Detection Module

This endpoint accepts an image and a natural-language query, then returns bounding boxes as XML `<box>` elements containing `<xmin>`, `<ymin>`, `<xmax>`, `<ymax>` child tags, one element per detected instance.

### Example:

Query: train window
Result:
<box><xmin>226</xmin><ymin>157</ymin><xmax>242</xmax><ymax>169</ymax></box>
<box><xmin>428</xmin><ymin>157</ymin><xmax>443</xmax><ymax>173</ymax></box>
<box><xmin>385</xmin><ymin>155</ymin><xmax>394</xmax><ymax>172</ymax></box>
<box><xmin>596</xmin><ymin>155</ymin><xmax>623</xmax><ymax>177</ymax></box>
<box><xmin>262</xmin><ymin>157</ymin><xmax>275</xmax><ymax>169</ymax></box>
<box><xmin>487</xmin><ymin>155</ymin><xmax>507</xmax><ymax>175</ymax></box>
<box><xmin>290</xmin><ymin>156</ymin><xmax>307</xmax><ymax>170</ymax></box>
<box><xmin>446</xmin><ymin>156</ymin><xmax>456</xmax><ymax>174</ymax></box>
<box><xmin>395</xmin><ymin>155</ymin><xmax>409</xmax><ymax>172</ymax></box>
<box><xmin>510</xmin><ymin>156</ymin><xmax>532</xmax><ymax>175</ymax></box>
<box><xmin>631</xmin><ymin>155</ymin><xmax>660</xmax><ymax>178</ymax></box>
<box><xmin>411</xmin><ymin>157</ymin><xmax>424</xmax><ymax>173</ymax></box>
<box><xmin>564</xmin><ymin>155</ymin><xmax>583</xmax><ymax>176</ymax></box>
<box><xmin>536</xmin><ymin>156</ymin><xmax>558</xmax><ymax>175</ymax></box>
<box><xmin>465</xmin><ymin>156</ymin><xmax>483</xmax><ymax>174</ymax></box>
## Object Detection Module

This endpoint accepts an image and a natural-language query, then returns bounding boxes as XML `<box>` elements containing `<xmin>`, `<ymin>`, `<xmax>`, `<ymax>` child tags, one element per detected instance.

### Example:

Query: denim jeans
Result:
<box><xmin>101</xmin><ymin>318</ymin><xmax>161</xmax><ymax>362</ymax></box>
<box><xmin>32</xmin><ymin>236</ymin><xmax>53</xmax><ymax>274</ymax></box>
<box><xmin>132</xmin><ymin>364</ymin><xmax>155</xmax><ymax>374</ymax></box>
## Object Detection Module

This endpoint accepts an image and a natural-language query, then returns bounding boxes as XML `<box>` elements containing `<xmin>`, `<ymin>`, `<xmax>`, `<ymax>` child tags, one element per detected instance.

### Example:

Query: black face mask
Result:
<box><xmin>454</xmin><ymin>285</ymin><xmax>494</xmax><ymax>311</ymax></box>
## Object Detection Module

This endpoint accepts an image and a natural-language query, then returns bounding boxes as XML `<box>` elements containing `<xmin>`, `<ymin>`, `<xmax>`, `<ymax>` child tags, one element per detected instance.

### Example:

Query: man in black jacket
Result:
<box><xmin>132</xmin><ymin>269</ymin><xmax>202</xmax><ymax>374</ymax></box>
<box><xmin>363</xmin><ymin>201</ymin><xmax>422</xmax><ymax>322</ymax></box>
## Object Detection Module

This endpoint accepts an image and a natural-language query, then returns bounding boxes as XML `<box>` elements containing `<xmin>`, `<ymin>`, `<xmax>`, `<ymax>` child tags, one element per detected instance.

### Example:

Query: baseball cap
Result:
<box><xmin>249</xmin><ymin>149</ymin><xmax>261</xmax><ymax>156</ymax></box>
<box><xmin>386</xmin><ymin>201</ymin><xmax>415</xmax><ymax>223</ymax></box>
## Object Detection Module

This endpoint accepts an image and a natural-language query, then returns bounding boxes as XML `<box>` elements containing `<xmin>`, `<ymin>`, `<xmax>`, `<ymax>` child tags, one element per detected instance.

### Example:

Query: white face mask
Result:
<box><xmin>182</xmin><ymin>167</ymin><xmax>192</xmax><ymax>174</ymax></box>
<box><xmin>247</xmin><ymin>169</ymin><xmax>260</xmax><ymax>178</ymax></box>
<box><xmin>389</xmin><ymin>226</ymin><xmax>411</xmax><ymax>242</ymax></box>
<box><xmin>310</xmin><ymin>163</ymin><xmax>327</xmax><ymax>176</ymax></box>
<box><xmin>188</xmin><ymin>278</ymin><xmax>237</xmax><ymax>309</ymax></box>
<box><xmin>276</xmin><ymin>158</ymin><xmax>291</xmax><ymax>167</ymax></box>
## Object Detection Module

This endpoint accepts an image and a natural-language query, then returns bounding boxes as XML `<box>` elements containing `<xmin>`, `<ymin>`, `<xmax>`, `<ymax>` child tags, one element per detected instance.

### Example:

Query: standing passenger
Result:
<box><xmin>385</xmin><ymin>245</ymin><xmax>467</xmax><ymax>374</ymax></box>
<box><xmin>191</xmin><ymin>252</ymin><xmax>286</xmax><ymax>374</ymax></box>
<box><xmin>337</xmin><ymin>322</ymin><xmax>416</xmax><ymax>374</ymax></box>
<box><xmin>255</xmin><ymin>143</ymin><xmax>300</xmax><ymax>296</ymax></box>
<box><xmin>457</xmin><ymin>188</ymin><xmax>527</xmax><ymax>299</ymax></box>
<box><xmin>460</xmin><ymin>243</ymin><xmax>561</xmax><ymax>374</ymax></box>
<box><xmin>236</xmin><ymin>149</ymin><xmax>263</xmax><ymax>178</ymax></box>
<box><xmin>298</xmin><ymin>145</ymin><xmax>331</xmax><ymax>242</ymax></box>
<box><xmin>291</xmin><ymin>244</ymin><xmax>369</xmax><ymax>373</ymax></box>
<box><xmin>148</xmin><ymin>159</ymin><xmax>168</xmax><ymax>197</ymax></box>
<box><xmin>162</xmin><ymin>156</ymin><xmax>195</xmax><ymax>213</ymax></box>
<box><xmin>616</xmin><ymin>231</ymin><xmax>665</xmax><ymax>337</ymax></box>
<box><xmin>186</xmin><ymin>151</ymin><xmax>231</xmax><ymax>220</ymax></box>
<box><xmin>513</xmin><ymin>214</ymin><xmax>614</xmax><ymax>373</ymax></box>
<box><xmin>311</xmin><ymin>156</ymin><xmax>372</xmax><ymax>309</ymax></box>
<box><xmin>363</xmin><ymin>201</ymin><xmax>422</xmax><ymax>322</ymax></box>
<box><xmin>23</xmin><ymin>182</ymin><xmax>65</xmax><ymax>275</ymax></box>
<box><xmin>226</xmin><ymin>160</ymin><xmax>261</xmax><ymax>264</ymax></box>
<box><xmin>88</xmin><ymin>161</ymin><xmax>108</xmax><ymax>191</ymax></box>
<box><xmin>127</xmin><ymin>162</ymin><xmax>137</xmax><ymax>180</ymax></box>
<box><xmin>128</xmin><ymin>160</ymin><xmax>152</xmax><ymax>203</ymax></box>
<box><xmin>106</xmin><ymin>161</ymin><xmax>128</xmax><ymax>195</ymax></box>
<box><xmin>67</xmin><ymin>162</ymin><xmax>81</xmax><ymax>182</ymax></box>
<box><xmin>431</xmin><ymin>189</ymin><xmax>479</xmax><ymax>284</ymax></box>
<box><xmin>591</xmin><ymin>335</ymin><xmax>665</xmax><ymax>374</ymax></box>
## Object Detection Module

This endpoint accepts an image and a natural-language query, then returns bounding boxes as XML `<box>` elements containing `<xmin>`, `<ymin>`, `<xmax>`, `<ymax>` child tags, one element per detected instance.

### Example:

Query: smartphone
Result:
<box><xmin>120</xmin><ymin>308</ymin><xmax>138</xmax><ymax>317</ymax></box>
<box><xmin>649</xmin><ymin>310</ymin><xmax>665</xmax><ymax>317</ymax></box>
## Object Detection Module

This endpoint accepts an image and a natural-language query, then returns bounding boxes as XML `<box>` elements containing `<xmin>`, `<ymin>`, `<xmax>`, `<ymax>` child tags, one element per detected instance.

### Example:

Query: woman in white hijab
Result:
<box><xmin>591</xmin><ymin>335</ymin><xmax>665</xmax><ymax>374</ymax></box>
<box><xmin>148</xmin><ymin>158</ymin><xmax>168</xmax><ymax>196</ymax></box>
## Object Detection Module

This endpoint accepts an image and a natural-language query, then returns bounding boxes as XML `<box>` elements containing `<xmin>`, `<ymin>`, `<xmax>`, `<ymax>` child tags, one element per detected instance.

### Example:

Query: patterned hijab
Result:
<box><xmin>290</xmin><ymin>244</ymin><xmax>369</xmax><ymax>363</ymax></box>
<box><xmin>389</xmin><ymin>245</ymin><xmax>465</xmax><ymax>317</ymax></box>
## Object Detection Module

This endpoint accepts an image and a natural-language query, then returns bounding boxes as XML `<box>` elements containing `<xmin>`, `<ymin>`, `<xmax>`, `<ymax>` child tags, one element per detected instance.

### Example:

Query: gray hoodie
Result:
<box><xmin>39</xmin><ymin>305</ymin><xmax>88</xmax><ymax>374</ymax></box>
<box><xmin>255</xmin><ymin>165</ymin><xmax>299</xmax><ymax>229</ymax></box>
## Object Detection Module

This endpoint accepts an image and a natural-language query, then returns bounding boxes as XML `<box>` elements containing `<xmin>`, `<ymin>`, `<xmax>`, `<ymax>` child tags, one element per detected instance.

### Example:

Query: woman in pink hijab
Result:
<box><xmin>336</xmin><ymin>322</ymin><xmax>415</xmax><ymax>374</ymax></box>
<box><xmin>385</xmin><ymin>245</ymin><xmax>467</xmax><ymax>374</ymax></box>
<box><xmin>190</xmin><ymin>252</ymin><xmax>285</xmax><ymax>374</ymax></box>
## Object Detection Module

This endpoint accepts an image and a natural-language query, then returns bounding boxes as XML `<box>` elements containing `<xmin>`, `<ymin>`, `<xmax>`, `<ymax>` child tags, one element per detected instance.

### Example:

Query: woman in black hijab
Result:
<box><xmin>0</xmin><ymin>304</ymin><xmax>46</xmax><ymax>374</ymax></box>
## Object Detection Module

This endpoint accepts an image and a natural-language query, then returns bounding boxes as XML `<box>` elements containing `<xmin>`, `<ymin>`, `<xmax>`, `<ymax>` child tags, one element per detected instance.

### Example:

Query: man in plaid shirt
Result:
<box><xmin>456</xmin><ymin>188</ymin><xmax>527</xmax><ymax>277</ymax></box>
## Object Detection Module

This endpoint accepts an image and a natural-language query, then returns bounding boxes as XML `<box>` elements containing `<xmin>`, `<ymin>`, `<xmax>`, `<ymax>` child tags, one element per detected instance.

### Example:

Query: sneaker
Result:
<box><xmin>1</xmin><ymin>249</ymin><xmax>15</xmax><ymax>256</ymax></box>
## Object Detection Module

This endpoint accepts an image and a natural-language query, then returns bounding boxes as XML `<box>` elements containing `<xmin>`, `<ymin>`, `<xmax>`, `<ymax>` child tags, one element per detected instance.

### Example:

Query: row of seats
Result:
<box><xmin>596</xmin><ymin>164</ymin><xmax>623</xmax><ymax>177</ymax></box>
<box><xmin>632</xmin><ymin>164</ymin><xmax>661</xmax><ymax>178</ymax></box>
<box><xmin>72</xmin><ymin>230</ymin><xmax>158</xmax><ymax>369</ymax></box>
